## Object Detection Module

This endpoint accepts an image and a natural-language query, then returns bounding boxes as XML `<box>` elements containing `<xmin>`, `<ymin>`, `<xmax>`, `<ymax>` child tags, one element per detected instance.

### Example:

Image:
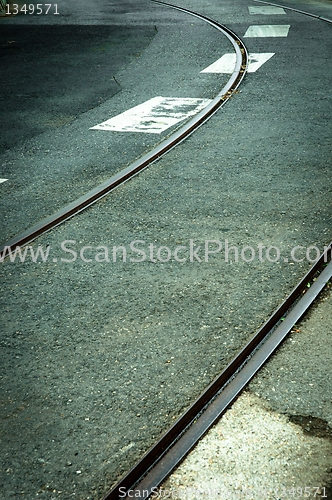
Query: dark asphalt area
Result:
<box><xmin>0</xmin><ymin>25</ymin><xmax>150</xmax><ymax>149</ymax></box>
<box><xmin>0</xmin><ymin>0</ymin><xmax>331</xmax><ymax>499</ymax></box>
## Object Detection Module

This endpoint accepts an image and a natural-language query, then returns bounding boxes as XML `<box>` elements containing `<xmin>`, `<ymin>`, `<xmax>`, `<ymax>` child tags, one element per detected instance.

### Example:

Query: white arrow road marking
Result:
<box><xmin>248</xmin><ymin>6</ymin><xmax>286</xmax><ymax>14</ymax></box>
<box><xmin>90</xmin><ymin>96</ymin><xmax>212</xmax><ymax>134</ymax></box>
<box><xmin>244</xmin><ymin>25</ymin><xmax>290</xmax><ymax>37</ymax></box>
<box><xmin>201</xmin><ymin>53</ymin><xmax>275</xmax><ymax>74</ymax></box>
<box><xmin>0</xmin><ymin>178</ymin><xmax>8</xmax><ymax>184</ymax></box>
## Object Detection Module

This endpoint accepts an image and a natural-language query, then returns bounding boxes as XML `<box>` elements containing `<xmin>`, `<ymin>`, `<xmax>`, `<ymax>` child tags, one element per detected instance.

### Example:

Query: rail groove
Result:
<box><xmin>2</xmin><ymin>1</ymin><xmax>330</xmax><ymax>499</ymax></box>
<box><xmin>100</xmin><ymin>3</ymin><xmax>332</xmax><ymax>499</ymax></box>
<box><xmin>102</xmin><ymin>245</ymin><xmax>331</xmax><ymax>500</ymax></box>
<box><xmin>0</xmin><ymin>1</ymin><xmax>248</xmax><ymax>260</ymax></box>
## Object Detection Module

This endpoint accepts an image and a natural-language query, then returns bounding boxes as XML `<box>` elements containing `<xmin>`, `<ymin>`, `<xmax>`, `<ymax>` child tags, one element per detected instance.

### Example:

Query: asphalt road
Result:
<box><xmin>0</xmin><ymin>0</ymin><xmax>331</xmax><ymax>499</ymax></box>
<box><xmin>0</xmin><ymin>1</ymin><xmax>232</xmax><ymax>242</ymax></box>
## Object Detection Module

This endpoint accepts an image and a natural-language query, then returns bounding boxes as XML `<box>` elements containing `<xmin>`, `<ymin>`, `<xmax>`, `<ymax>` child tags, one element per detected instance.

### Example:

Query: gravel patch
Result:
<box><xmin>159</xmin><ymin>284</ymin><xmax>332</xmax><ymax>499</ymax></box>
<box><xmin>159</xmin><ymin>393</ymin><xmax>331</xmax><ymax>499</ymax></box>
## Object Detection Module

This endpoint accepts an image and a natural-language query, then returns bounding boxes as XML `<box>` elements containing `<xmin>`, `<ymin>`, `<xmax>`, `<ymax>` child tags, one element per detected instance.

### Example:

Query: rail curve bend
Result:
<box><xmin>0</xmin><ymin>2</ymin><xmax>248</xmax><ymax>261</ymax></box>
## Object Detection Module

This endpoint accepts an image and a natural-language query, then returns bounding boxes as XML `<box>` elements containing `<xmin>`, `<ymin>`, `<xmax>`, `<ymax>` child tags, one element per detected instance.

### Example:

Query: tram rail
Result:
<box><xmin>102</xmin><ymin>245</ymin><xmax>331</xmax><ymax>500</ymax></box>
<box><xmin>1</xmin><ymin>1</ymin><xmax>331</xmax><ymax>499</ymax></box>
<box><xmin>101</xmin><ymin>2</ymin><xmax>332</xmax><ymax>499</ymax></box>
<box><xmin>0</xmin><ymin>1</ymin><xmax>248</xmax><ymax>261</ymax></box>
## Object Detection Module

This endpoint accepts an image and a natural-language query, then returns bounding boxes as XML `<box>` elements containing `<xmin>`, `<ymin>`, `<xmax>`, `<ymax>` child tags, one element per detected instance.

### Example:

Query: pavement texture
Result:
<box><xmin>0</xmin><ymin>2</ymin><xmax>232</xmax><ymax>242</ymax></box>
<box><xmin>159</xmin><ymin>281</ymin><xmax>332</xmax><ymax>499</ymax></box>
<box><xmin>0</xmin><ymin>0</ymin><xmax>331</xmax><ymax>499</ymax></box>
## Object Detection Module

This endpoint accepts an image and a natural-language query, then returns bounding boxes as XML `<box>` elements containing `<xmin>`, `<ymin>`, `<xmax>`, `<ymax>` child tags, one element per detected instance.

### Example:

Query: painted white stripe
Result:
<box><xmin>0</xmin><ymin>178</ymin><xmax>8</xmax><ymax>183</ymax></box>
<box><xmin>201</xmin><ymin>53</ymin><xmax>275</xmax><ymax>74</ymax></box>
<box><xmin>244</xmin><ymin>25</ymin><xmax>290</xmax><ymax>37</ymax></box>
<box><xmin>247</xmin><ymin>52</ymin><xmax>275</xmax><ymax>72</ymax></box>
<box><xmin>90</xmin><ymin>96</ymin><xmax>212</xmax><ymax>134</ymax></box>
<box><xmin>201</xmin><ymin>54</ymin><xmax>236</xmax><ymax>74</ymax></box>
<box><xmin>248</xmin><ymin>6</ymin><xmax>286</xmax><ymax>14</ymax></box>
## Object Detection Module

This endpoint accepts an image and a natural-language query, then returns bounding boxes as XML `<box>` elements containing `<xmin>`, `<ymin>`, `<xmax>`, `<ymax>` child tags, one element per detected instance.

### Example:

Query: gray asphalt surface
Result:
<box><xmin>250</xmin><ymin>280</ymin><xmax>332</xmax><ymax>426</ymax></box>
<box><xmin>160</xmin><ymin>282</ymin><xmax>332</xmax><ymax>500</ymax></box>
<box><xmin>0</xmin><ymin>0</ymin><xmax>331</xmax><ymax>499</ymax></box>
<box><xmin>160</xmin><ymin>281</ymin><xmax>332</xmax><ymax>499</ymax></box>
<box><xmin>0</xmin><ymin>2</ymin><xmax>232</xmax><ymax>242</ymax></box>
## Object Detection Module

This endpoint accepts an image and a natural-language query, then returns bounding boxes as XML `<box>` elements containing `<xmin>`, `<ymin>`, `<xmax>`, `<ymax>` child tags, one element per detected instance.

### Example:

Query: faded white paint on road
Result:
<box><xmin>248</xmin><ymin>6</ymin><xmax>286</xmax><ymax>15</ymax></box>
<box><xmin>90</xmin><ymin>96</ymin><xmax>212</xmax><ymax>134</ymax></box>
<box><xmin>247</xmin><ymin>53</ymin><xmax>275</xmax><ymax>72</ymax></box>
<box><xmin>244</xmin><ymin>25</ymin><xmax>290</xmax><ymax>37</ymax></box>
<box><xmin>201</xmin><ymin>54</ymin><xmax>237</xmax><ymax>74</ymax></box>
<box><xmin>201</xmin><ymin>53</ymin><xmax>275</xmax><ymax>74</ymax></box>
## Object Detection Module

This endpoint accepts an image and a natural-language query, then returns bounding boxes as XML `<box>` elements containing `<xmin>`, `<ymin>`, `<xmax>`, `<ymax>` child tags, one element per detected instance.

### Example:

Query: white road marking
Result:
<box><xmin>201</xmin><ymin>53</ymin><xmax>275</xmax><ymax>74</ymax></box>
<box><xmin>0</xmin><ymin>178</ymin><xmax>8</xmax><ymax>183</ymax></box>
<box><xmin>247</xmin><ymin>52</ymin><xmax>275</xmax><ymax>72</ymax></box>
<box><xmin>248</xmin><ymin>6</ymin><xmax>286</xmax><ymax>15</ymax></box>
<box><xmin>201</xmin><ymin>54</ymin><xmax>236</xmax><ymax>74</ymax></box>
<box><xmin>90</xmin><ymin>96</ymin><xmax>212</xmax><ymax>134</ymax></box>
<box><xmin>244</xmin><ymin>25</ymin><xmax>290</xmax><ymax>37</ymax></box>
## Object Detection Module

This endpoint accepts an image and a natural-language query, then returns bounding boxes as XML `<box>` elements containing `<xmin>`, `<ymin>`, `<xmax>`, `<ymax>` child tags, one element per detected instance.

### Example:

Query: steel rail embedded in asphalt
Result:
<box><xmin>103</xmin><ymin>244</ymin><xmax>332</xmax><ymax>500</ymax></box>
<box><xmin>0</xmin><ymin>1</ymin><xmax>248</xmax><ymax>261</ymax></box>
<box><xmin>101</xmin><ymin>3</ymin><xmax>332</xmax><ymax>497</ymax></box>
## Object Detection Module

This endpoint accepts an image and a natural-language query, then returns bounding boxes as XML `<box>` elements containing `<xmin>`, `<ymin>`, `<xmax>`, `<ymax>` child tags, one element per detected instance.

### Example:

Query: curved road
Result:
<box><xmin>0</xmin><ymin>1</ymin><xmax>331</xmax><ymax>499</ymax></box>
